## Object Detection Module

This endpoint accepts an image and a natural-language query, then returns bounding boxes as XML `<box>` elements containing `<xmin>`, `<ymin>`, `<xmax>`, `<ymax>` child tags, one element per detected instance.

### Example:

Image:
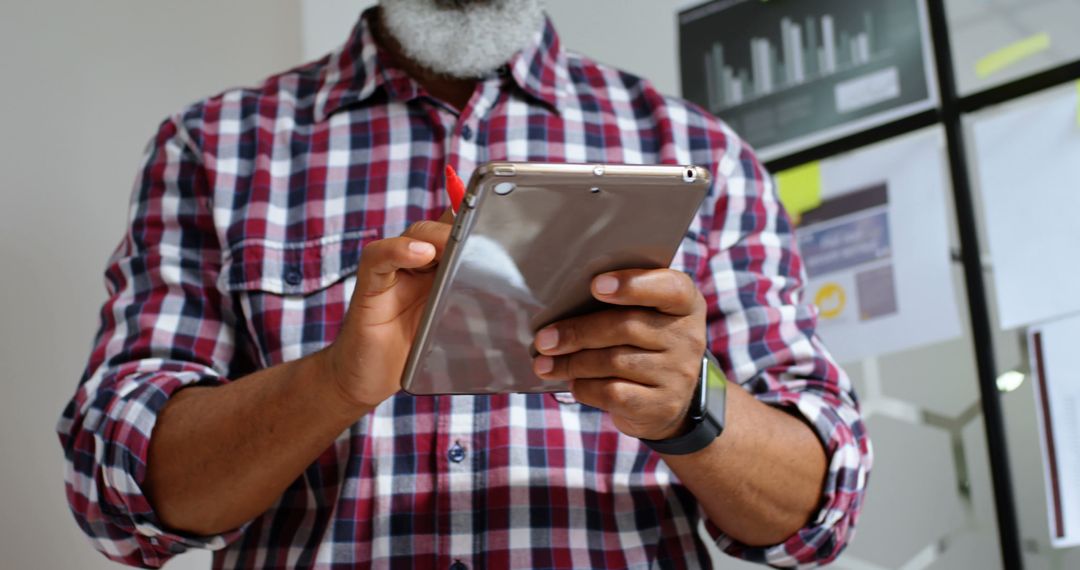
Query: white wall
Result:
<box><xmin>302</xmin><ymin>0</ymin><xmax>376</xmax><ymax>61</ymax></box>
<box><xmin>541</xmin><ymin>0</ymin><xmax>686</xmax><ymax>96</ymax></box>
<box><xmin>0</xmin><ymin>2</ymin><xmax>301</xmax><ymax>568</ymax></box>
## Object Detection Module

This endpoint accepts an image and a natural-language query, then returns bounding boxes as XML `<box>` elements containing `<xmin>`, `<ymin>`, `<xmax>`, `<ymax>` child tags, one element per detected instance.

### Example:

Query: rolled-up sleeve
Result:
<box><xmin>57</xmin><ymin>115</ymin><xmax>246</xmax><ymax>567</ymax></box>
<box><xmin>697</xmin><ymin>135</ymin><xmax>872</xmax><ymax>567</ymax></box>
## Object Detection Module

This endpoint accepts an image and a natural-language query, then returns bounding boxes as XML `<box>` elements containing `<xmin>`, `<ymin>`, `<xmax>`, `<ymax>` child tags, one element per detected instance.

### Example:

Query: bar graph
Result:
<box><xmin>702</xmin><ymin>11</ymin><xmax>879</xmax><ymax>113</ymax></box>
<box><xmin>679</xmin><ymin>0</ymin><xmax>934</xmax><ymax>159</ymax></box>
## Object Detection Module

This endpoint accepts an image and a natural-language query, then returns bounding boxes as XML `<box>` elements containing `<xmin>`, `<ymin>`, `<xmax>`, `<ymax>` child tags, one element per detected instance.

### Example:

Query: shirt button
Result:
<box><xmin>447</xmin><ymin>442</ymin><xmax>466</xmax><ymax>463</ymax></box>
<box><xmin>450</xmin><ymin>561</ymin><xmax>467</xmax><ymax>570</ymax></box>
<box><xmin>461</xmin><ymin>125</ymin><xmax>473</xmax><ymax>141</ymax></box>
<box><xmin>284</xmin><ymin>268</ymin><xmax>303</xmax><ymax>286</ymax></box>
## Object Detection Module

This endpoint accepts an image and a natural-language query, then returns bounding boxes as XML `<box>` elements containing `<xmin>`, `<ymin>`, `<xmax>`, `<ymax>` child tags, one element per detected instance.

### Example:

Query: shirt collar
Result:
<box><xmin>505</xmin><ymin>15</ymin><xmax>568</xmax><ymax>113</ymax></box>
<box><xmin>314</xmin><ymin>8</ymin><xmax>568</xmax><ymax>122</ymax></box>
<box><xmin>312</xmin><ymin>11</ymin><xmax>386</xmax><ymax>123</ymax></box>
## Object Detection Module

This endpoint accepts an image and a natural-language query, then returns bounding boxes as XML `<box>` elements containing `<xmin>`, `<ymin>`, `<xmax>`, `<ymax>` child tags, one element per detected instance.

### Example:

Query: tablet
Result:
<box><xmin>400</xmin><ymin>162</ymin><xmax>710</xmax><ymax>395</ymax></box>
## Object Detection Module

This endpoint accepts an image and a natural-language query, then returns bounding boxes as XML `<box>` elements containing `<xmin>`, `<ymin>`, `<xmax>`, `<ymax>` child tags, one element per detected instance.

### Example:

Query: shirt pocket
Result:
<box><xmin>220</xmin><ymin>228</ymin><xmax>382</xmax><ymax>367</ymax></box>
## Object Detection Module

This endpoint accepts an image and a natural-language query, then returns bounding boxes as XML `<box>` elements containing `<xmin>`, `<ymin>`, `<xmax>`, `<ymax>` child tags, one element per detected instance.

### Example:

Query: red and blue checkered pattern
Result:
<box><xmin>58</xmin><ymin>9</ymin><xmax>870</xmax><ymax>569</ymax></box>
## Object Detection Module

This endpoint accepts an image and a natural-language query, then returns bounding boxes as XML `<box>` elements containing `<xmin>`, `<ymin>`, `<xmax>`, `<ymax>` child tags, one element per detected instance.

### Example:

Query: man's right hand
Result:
<box><xmin>318</xmin><ymin>218</ymin><xmax>453</xmax><ymax>411</ymax></box>
<box><xmin>145</xmin><ymin>215</ymin><xmax>453</xmax><ymax>536</ymax></box>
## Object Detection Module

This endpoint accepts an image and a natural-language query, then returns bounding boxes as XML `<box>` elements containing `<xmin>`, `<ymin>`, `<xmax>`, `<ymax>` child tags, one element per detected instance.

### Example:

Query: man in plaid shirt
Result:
<box><xmin>59</xmin><ymin>1</ymin><xmax>871</xmax><ymax>568</ymax></box>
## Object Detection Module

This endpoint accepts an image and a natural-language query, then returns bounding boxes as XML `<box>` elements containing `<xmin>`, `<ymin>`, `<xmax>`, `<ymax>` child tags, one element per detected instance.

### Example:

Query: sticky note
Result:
<box><xmin>976</xmin><ymin>33</ymin><xmax>1051</xmax><ymax>79</ymax></box>
<box><xmin>775</xmin><ymin>161</ymin><xmax>822</xmax><ymax>222</ymax></box>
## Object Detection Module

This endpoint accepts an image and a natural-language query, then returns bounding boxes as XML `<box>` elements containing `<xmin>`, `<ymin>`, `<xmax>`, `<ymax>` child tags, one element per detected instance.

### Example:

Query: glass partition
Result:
<box><xmin>946</xmin><ymin>0</ymin><xmax>1080</xmax><ymax>95</ymax></box>
<box><xmin>966</xmin><ymin>81</ymin><xmax>1080</xmax><ymax>569</ymax></box>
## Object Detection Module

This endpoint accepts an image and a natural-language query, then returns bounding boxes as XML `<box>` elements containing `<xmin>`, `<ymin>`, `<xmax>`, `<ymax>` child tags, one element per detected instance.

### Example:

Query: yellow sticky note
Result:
<box><xmin>775</xmin><ymin>161</ymin><xmax>822</xmax><ymax>223</ymax></box>
<box><xmin>976</xmin><ymin>33</ymin><xmax>1051</xmax><ymax>79</ymax></box>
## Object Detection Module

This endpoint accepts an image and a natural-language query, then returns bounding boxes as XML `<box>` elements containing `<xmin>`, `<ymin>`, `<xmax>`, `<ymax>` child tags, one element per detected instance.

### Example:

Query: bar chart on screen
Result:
<box><xmin>701</xmin><ymin>11</ymin><xmax>879</xmax><ymax>111</ymax></box>
<box><xmin>679</xmin><ymin>0</ymin><xmax>937</xmax><ymax>159</ymax></box>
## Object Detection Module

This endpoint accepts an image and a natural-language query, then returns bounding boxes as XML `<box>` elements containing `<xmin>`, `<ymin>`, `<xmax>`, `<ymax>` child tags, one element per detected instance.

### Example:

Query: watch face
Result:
<box><xmin>706</xmin><ymin>355</ymin><xmax>727</xmax><ymax>390</ymax></box>
<box><xmin>704</xmin><ymin>355</ymin><xmax>727</xmax><ymax>428</ymax></box>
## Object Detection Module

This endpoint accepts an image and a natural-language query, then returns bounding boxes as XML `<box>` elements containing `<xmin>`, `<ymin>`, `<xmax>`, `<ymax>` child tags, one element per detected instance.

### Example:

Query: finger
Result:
<box><xmin>437</xmin><ymin>208</ymin><xmax>454</xmax><ymax>224</ymax></box>
<box><xmin>591</xmin><ymin>269</ymin><xmax>701</xmax><ymax>316</ymax></box>
<box><xmin>401</xmin><ymin>219</ymin><xmax>453</xmax><ymax>273</ymax></box>
<box><xmin>401</xmin><ymin>220</ymin><xmax>452</xmax><ymax>253</ymax></box>
<box><xmin>569</xmin><ymin>377</ymin><xmax>654</xmax><ymax>416</ymax></box>
<box><xmin>534</xmin><ymin>308</ymin><xmax>670</xmax><ymax>356</ymax></box>
<box><xmin>356</xmin><ymin>237</ymin><xmax>437</xmax><ymax>296</ymax></box>
<box><xmin>533</xmin><ymin>347</ymin><xmax>663</xmax><ymax>386</ymax></box>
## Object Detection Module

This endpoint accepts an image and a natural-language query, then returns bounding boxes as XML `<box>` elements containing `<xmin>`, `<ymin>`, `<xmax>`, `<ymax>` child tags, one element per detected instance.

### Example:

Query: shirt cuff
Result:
<box><xmin>700</xmin><ymin>389</ymin><xmax>870</xmax><ymax>568</ymax></box>
<box><xmin>92</xmin><ymin>366</ymin><xmax>243</xmax><ymax>566</ymax></box>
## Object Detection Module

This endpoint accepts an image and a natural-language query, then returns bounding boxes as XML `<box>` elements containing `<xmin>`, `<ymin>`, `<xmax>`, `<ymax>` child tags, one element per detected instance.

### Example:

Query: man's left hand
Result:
<box><xmin>532</xmin><ymin>269</ymin><xmax>707</xmax><ymax>441</ymax></box>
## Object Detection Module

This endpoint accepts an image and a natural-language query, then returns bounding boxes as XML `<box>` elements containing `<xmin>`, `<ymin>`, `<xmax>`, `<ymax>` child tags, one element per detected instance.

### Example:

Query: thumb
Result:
<box><xmin>355</xmin><ymin>237</ymin><xmax>437</xmax><ymax>297</ymax></box>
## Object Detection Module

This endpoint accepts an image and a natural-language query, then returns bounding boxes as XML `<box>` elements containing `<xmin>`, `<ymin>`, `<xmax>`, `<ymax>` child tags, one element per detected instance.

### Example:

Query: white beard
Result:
<box><xmin>378</xmin><ymin>0</ymin><xmax>546</xmax><ymax>79</ymax></box>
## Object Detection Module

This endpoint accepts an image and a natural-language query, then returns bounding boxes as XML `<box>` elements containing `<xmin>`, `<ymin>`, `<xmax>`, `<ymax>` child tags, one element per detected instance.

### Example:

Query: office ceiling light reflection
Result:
<box><xmin>995</xmin><ymin>370</ymin><xmax>1026</xmax><ymax>393</ymax></box>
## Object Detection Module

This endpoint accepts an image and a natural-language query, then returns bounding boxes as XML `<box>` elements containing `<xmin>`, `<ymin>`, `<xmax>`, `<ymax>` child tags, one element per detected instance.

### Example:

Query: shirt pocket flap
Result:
<box><xmin>221</xmin><ymin>228</ymin><xmax>382</xmax><ymax>295</ymax></box>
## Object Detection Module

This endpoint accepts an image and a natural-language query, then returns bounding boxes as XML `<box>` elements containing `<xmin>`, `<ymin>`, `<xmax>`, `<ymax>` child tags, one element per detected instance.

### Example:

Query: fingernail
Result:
<box><xmin>409</xmin><ymin>241</ymin><xmax>434</xmax><ymax>255</ymax></box>
<box><xmin>594</xmin><ymin>275</ymin><xmax>619</xmax><ymax>295</ymax></box>
<box><xmin>535</xmin><ymin>356</ymin><xmax>554</xmax><ymax>374</ymax></box>
<box><xmin>536</xmin><ymin>328</ymin><xmax>559</xmax><ymax>350</ymax></box>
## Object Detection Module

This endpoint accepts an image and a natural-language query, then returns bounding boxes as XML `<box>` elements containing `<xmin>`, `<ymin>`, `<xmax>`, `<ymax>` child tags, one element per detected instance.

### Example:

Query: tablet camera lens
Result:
<box><xmin>683</xmin><ymin>168</ymin><xmax>696</xmax><ymax>183</ymax></box>
<box><xmin>493</xmin><ymin>182</ymin><xmax>516</xmax><ymax>195</ymax></box>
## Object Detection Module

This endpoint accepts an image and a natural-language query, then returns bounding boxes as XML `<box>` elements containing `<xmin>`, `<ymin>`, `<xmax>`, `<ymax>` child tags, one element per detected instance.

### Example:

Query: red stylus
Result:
<box><xmin>445</xmin><ymin>165</ymin><xmax>466</xmax><ymax>215</ymax></box>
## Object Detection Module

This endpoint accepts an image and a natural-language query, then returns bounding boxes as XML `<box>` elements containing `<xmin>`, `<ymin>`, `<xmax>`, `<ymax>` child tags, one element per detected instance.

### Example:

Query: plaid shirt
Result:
<box><xmin>58</xmin><ymin>9</ymin><xmax>870</xmax><ymax>569</ymax></box>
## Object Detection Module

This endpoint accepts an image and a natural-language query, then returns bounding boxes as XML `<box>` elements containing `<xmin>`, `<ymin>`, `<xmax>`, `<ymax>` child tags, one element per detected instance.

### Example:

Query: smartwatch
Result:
<box><xmin>639</xmin><ymin>352</ymin><xmax>727</xmax><ymax>455</ymax></box>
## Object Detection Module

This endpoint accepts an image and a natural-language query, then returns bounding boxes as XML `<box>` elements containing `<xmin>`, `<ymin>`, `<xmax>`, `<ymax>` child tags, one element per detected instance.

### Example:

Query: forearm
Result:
<box><xmin>661</xmin><ymin>385</ymin><xmax>827</xmax><ymax>547</ymax></box>
<box><xmin>145</xmin><ymin>350</ymin><xmax>368</xmax><ymax>536</ymax></box>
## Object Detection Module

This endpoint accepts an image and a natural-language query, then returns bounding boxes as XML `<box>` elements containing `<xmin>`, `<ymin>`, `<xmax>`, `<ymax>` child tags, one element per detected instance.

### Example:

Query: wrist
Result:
<box><xmin>308</xmin><ymin>347</ymin><xmax>378</xmax><ymax>419</ymax></box>
<box><xmin>647</xmin><ymin>410</ymin><xmax>695</xmax><ymax>441</ymax></box>
<box><xmin>639</xmin><ymin>352</ymin><xmax>727</xmax><ymax>455</ymax></box>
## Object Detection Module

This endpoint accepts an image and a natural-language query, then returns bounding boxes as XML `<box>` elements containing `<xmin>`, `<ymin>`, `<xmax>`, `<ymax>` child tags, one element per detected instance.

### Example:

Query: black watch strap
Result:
<box><xmin>639</xmin><ymin>411</ymin><xmax>723</xmax><ymax>455</ymax></box>
<box><xmin>640</xmin><ymin>354</ymin><xmax>727</xmax><ymax>456</ymax></box>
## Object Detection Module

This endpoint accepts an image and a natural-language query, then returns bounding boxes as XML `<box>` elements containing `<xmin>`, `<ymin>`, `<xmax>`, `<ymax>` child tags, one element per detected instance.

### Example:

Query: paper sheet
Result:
<box><xmin>1029</xmin><ymin>314</ymin><xmax>1080</xmax><ymax>548</ymax></box>
<box><xmin>971</xmin><ymin>83</ymin><xmax>1080</xmax><ymax>330</ymax></box>
<box><xmin>947</xmin><ymin>0</ymin><xmax>1080</xmax><ymax>95</ymax></box>
<box><xmin>780</xmin><ymin>128</ymin><xmax>962</xmax><ymax>363</ymax></box>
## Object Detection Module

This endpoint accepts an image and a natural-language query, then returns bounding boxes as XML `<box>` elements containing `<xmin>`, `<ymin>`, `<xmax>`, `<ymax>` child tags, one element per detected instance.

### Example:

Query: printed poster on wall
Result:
<box><xmin>1029</xmin><ymin>315</ymin><xmax>1080</xmax><ymax>548</ymax></box>
<box><xmin>777</xmin><ymin>129</ymin><xmax>962</xmax><ymax>363</ymax></box>
<box><xmin>678</xmin><ymin>0</ymin><xmax>937</xmax><ymax>160</ymax></box>
<box><xmin>970</xmin><ymin>82</ymin><xmax>1080</xmax><ymax>330</ymax></box>
<box><xmin>799</xmin><ymin>183</ymin><xmax>898</xmax><ymax>327</ymax></box>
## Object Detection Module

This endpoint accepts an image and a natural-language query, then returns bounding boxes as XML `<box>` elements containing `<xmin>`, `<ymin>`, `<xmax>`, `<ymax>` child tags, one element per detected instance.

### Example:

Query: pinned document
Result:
<box><xmin>788</xmin><ymin>129</ymin><xmax>961</xmax><ymax>362</ymax></box>
<box><xmin>1029</xmin><ymin>314</ymin><xmax>1080</xmax><ymax>548</ymax></box>
<box><xmin>949</xmin><ymin>1</ymin><xmax>1080</xmax><ymax>94</ymax></box>
<box><xmin>971</xmin><ymin>83</ymin><xmax>1080</xmax><ymax>329</ymax></box>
